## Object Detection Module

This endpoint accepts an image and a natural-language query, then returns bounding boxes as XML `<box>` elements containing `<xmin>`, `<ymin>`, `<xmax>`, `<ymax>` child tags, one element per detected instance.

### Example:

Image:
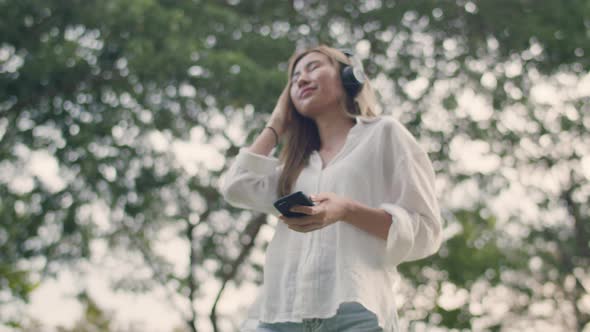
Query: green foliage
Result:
<box><xmin>56</xmin><ymin>293</ymin><xmax>113</xmax><ymax>332</ymax></box>
<box><xmin>1</xmin><ymin>0</ymin><xmax>589</xmax><ymax>330</ymax></box>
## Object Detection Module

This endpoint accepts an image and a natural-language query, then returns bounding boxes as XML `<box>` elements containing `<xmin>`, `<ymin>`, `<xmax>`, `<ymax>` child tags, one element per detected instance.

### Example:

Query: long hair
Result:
<box><xmin>277</xmin><ymin>45</ymin><xmax>380</xmax><ymax>196</ymax></box>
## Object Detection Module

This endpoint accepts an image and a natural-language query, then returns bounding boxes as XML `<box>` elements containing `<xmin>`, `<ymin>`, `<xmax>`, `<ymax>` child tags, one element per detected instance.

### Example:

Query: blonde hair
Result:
<box><xmin>277</xmin><ymin>45</ymin><xmax>380</xmax><ymax>196</ymax></box>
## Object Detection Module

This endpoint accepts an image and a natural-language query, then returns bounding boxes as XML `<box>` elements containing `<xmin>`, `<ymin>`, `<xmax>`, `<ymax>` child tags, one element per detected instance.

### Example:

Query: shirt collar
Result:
<box><xmin>344</xmin><ymin>116</ymin><xmax>379</xmax><ymax>142</ymax></box>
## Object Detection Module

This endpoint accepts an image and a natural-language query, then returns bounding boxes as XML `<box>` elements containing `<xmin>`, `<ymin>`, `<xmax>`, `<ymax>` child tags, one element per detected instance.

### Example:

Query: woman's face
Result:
<box><xmin>289</xmin><ymin>51</ymin><xmax>345</xmax><ymax>118</ymax></box>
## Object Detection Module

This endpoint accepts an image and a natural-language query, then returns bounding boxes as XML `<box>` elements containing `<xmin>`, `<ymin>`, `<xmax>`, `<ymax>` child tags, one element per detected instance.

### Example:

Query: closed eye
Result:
<box><xmin>291</xmin><ymin>60</ymin><xmax>322</xmax><ymax>83</ymax></box>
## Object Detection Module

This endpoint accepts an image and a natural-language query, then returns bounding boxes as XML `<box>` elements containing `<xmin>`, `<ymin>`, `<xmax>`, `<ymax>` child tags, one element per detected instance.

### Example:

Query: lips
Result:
<box><xmin>299</xmin><ymin>87</ymin><xmax>316</xmax><ymax>98</ymax></box>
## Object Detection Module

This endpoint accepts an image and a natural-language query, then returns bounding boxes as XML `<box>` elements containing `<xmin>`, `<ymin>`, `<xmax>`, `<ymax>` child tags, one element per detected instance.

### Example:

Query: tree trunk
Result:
<box><xmin>210</xmin><ymin>213</ymin><xmax>267</xmax><ymax>332</ymax></box>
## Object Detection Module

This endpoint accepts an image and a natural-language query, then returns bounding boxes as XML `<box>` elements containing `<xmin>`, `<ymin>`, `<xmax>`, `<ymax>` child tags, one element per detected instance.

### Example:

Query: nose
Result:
<box><xmin>295</xmin><ymin>71</ymin><xmax>310</xmax><ymax>87</ymax></box>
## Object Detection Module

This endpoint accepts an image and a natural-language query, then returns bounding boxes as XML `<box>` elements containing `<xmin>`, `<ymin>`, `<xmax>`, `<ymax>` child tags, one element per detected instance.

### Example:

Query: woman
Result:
<box><xmin>221</xmin><ymin>45</ymin><xmax>442</xmax><ymax>332</ymax></box>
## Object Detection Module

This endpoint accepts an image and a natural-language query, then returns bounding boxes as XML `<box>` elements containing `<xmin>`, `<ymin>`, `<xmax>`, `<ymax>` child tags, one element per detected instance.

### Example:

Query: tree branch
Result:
<box><xmin>210</xmin><ymin>213</ymin><xmax>267</xmax><ymax>332</ymax></box>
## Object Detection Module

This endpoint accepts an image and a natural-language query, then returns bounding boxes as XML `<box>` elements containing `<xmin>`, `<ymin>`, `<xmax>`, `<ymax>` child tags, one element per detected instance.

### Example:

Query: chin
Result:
<box><xmin>295</xmin><ymin>105</ymin><xmax>320</xmax><ymax>119</ymax></box>
<box><xmin>295</xmin><ymin>99</ymin><xmax>326</xmax><ymax>119</ymax></box>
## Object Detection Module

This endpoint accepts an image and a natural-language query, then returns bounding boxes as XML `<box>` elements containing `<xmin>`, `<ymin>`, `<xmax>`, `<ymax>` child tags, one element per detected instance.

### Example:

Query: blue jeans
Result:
<box><xmin>255</xmin><ymin>302</ymin><xmax>383</xmax><ymax>332</ymax></box>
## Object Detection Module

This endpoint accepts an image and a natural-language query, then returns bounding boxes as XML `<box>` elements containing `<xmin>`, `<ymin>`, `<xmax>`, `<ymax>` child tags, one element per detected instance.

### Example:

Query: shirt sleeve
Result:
<box><xmin>379</xmin><ymin>149</ymin><xmax>443</xmax><ymax>267</ymax></box>
<box><xmin>219</xmin><ymin>148</ymin><xmax>281</xmax><ymax>216</ymax></box>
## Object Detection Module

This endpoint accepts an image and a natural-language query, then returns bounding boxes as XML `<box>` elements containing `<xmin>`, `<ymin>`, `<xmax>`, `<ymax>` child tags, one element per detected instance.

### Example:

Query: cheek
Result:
<box><xmin>289</xmin><ymin>90</ymin><xmax>302</xmax><ymax>111</ymax></box>
<box><xmin>321</xmin><ymin>72</ymin><xmax>343</xmax><ymax>95</ymax></box>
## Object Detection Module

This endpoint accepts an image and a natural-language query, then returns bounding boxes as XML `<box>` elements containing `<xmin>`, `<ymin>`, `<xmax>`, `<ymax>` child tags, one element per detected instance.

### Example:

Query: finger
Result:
<box><xmin>310</xmin><ymin>193</ymin><xmax>330</xmax><ymax>203</ymax></box>
<box><xmin>289</xmin><ymin>205</ymin><xmax>316</xmax><ymax>215</ymax></box>
<box><xmin>282</xmin><ymin>215</ymin><xmax>316</xmax><ymax>225</ymax></box>
<box><xmin>288</xmin><ymin>224</ymin><xmax>321</xmax><ymax>233</ymax></box>
<box><xmin>287</xmin><ymin>223</ymin><xmax>314</xmax><ymax>230</ymax></box>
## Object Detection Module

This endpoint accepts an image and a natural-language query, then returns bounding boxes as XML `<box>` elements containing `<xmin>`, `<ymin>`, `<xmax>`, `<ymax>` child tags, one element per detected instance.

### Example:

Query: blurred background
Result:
<box><xmin>1</xmin><ymin>0</ymin><xmax>589</xmax><ymax>331</ymax></box>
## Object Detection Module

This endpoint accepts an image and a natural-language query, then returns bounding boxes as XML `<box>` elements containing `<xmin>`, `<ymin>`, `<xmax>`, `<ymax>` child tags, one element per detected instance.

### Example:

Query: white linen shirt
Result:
<box><xmin>220</xmin><ymin>116</ymin><xmax>442</xmax><ymax>332</ymax></box>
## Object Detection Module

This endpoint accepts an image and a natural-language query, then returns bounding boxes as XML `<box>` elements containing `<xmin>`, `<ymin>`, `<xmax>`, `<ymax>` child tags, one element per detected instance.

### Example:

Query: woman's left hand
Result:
<box><xmin>279</xmin><ymin>192</ymin><xmax>352</xmax><ymax>233</ymax></box>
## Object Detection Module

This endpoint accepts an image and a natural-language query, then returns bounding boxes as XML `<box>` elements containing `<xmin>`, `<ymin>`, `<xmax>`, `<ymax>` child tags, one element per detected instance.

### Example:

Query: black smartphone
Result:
<box><xmin>273</xmin><ymin>191</ymin><xmax>315</xmax><ymax>218</ymax></box>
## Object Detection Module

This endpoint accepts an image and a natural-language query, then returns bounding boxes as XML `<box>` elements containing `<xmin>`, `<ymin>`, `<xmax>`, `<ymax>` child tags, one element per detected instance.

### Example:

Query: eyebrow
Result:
<box><xmin>292</xmin><ymin>60</ymin><xmax>321</xmax><ymax>77</ymax></box>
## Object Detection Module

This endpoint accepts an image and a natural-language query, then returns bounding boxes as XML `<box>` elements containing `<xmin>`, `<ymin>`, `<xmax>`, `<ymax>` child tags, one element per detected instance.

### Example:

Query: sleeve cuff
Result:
<box><xmin>379</xmin><ymin>203</ymin><xmax>415</xmax><ymax>266</ymax></box>
<box><xmin>235</xmin><ymin>148</ymin><xmax>280</xmax><ymax>175</ymax></box>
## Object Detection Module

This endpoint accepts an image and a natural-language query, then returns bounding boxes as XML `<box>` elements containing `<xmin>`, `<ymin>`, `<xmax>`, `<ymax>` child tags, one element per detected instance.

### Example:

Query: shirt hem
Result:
<box><xmin>253</xmin><ymin>298</ymin><xmax>395</xmax><ymax>331</ymax></box>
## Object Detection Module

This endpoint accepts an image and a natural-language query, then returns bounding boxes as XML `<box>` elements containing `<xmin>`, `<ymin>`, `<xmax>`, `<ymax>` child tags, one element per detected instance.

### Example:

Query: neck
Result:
<box><xmin>314</xmin><ymin>109</ymin><xmax>355</xmax><ymax>151</ymax></box>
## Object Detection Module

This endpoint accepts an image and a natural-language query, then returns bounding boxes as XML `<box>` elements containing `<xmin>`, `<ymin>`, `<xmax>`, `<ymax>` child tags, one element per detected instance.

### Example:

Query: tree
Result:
<box><xmin>1</xmin><ymin>1</ymin><xmax>289</xmax><ymax>330</ymax></box>
<box><xmin>1</xmin><ymin>0</ymin><xmax>588</xmax><ymax>331</ymax></box>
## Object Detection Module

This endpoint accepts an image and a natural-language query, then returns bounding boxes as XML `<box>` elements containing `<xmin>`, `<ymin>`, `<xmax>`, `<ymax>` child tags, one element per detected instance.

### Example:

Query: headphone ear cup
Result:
<box><xmin>341</xmin><ymin>65</ymin><xmax>363</xmax><ymax>97</ymax></box>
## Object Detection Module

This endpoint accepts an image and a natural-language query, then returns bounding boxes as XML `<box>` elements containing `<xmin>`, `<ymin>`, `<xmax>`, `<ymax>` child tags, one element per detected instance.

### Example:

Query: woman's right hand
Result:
<box><xmin>267</xmin><ymin>86</ymin><xmax>291</xmax><ymax>136</ymax></box>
